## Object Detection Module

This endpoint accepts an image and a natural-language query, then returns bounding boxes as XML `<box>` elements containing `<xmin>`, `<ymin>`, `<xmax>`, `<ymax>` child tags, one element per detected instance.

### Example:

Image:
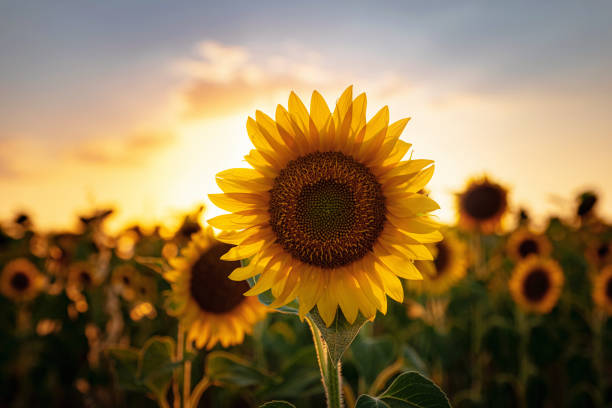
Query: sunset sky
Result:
<box><xmin>1</xmin><ymin>1</ymin><xmax>611</xmax><ymax>231</ymax></box>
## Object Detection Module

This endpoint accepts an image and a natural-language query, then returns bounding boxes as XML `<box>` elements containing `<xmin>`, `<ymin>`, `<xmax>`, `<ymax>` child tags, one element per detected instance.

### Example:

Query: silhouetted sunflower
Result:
<box><xmin>164</xmin><ymin>229</ymin><xmax>268</xmax><ymax>349</ymax></box>
<box><xmin>509</xmin><ymin>257</ymin><xmax>564</xmax><ymax>314</ymax></box>
<box><xmin>208</xmin><ymin>86</ymin><xmax>441</xmax><ymax>326</ymax></box>
<box><xmin>135</xmin><ymin>275</ymin><xmax>158</xmax><ymax>302</ymax></box>
<box><xmin>576</xmin><ymin>191</ymin><xmax>597</xmax><ymax>219</ymax></box>
<box><xmin>457</xmin><ymin>177</ymin><xmax>508</xmax><ymax>233</ymax></box>
<box><xmin>593</xmin><ymin>265</ymin><xmax>612</xmax><ymax>314</ymax></box>
<box><xmin>0</xmin><ymin>258</ymin><xmax>45</xmax><ymax>302</ymax></box>
<box><xmin>408</xmin><ymin>232</ymin><xmax>467</xmax><ymax>295</ymax></box>
<box><xmin>506</xmin><ymin>228</ymin><xmax>552</xmax><ymax>262</ymax></box>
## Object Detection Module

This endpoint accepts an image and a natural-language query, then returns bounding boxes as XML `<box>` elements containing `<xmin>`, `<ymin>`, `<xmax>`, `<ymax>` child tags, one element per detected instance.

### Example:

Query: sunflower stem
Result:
<box><xmin>516</xmin><ymin>309</ymin><xmax>529</xmax><ymax>408</ymax></box>
<box><xmin>306</xmin><ymin>316</ymin><xmax>343</xmax><ymax>408</ymax></box>
<box><xmin>173</xmin><ymin>324</ymin><xmax>184</xmax><ymax>408</ymax></box>
<box><xmin>183</xmin><ymin>339</ymin><xmax>192</xmax><ymax>408</ymax></box>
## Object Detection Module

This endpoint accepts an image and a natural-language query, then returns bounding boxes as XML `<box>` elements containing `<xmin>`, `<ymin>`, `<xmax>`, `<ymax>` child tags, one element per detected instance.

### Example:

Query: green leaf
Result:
<box><xmin>107</xmin><ymin>347</ymin><xmax>147</xmax><ymax>392</ymax></box>
<box><xmin>351</xmin><ymin>336</ymin><xmax>395</xmax><ymax>386</ymax></box>
<box><xmin>380</xmin><ymin>372</ymin><xmax>451</xmax><ymax>407</ymax></box>
<box><xmin>206</xmin><ymin>351</ymin><xmax>275</xmax><ymax>388</ymax></box>
<box><xmin>356</xmin><ymin>372</ymin><xmax>451</xmax><ymax>408</ymax></box>
<box><xmin>138</xmin><ymin>336</ymin><xmax>176</xmax><ymax>400</ymax></box>
<box><xmin>259</xmin><ymin>402</ymin><xmax>297</xmax><ymax>408</ymax></box>
<box><xmin>307</xmin><ymin>308</ymin><xmax>367</xmax><ymax>365</ymax></box>
<box><xmin>355</xmin><ymin>395</ymin><xmax>391</xmax><ymax>408</ymax></box>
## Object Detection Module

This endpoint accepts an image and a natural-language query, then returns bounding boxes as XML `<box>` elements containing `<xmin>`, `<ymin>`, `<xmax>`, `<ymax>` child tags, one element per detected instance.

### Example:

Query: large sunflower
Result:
<box><xmin>408</xmin><ymin>231</ymin><xmax>467</xmax><ymax>295</ymax></box>
<box><xmin>457</xmin><ymin>176</ymin><xmax>508</xmax><ymax>233</ymax></box>
<box><xmin>0</xmin><ymin>258</ymin><xmax>45</xmax><ymax>302</ymax></box>
<box><xmin>593</xmin><ymin>265</ymin><xmax>612</xmax><ymax>315</ymax></box>
<box><xmin>164</xmin><ymin>229</ymin><xmax>268</xmax><ymax>349</ymax></box>
<box><xmin>506</xmin><ymin>228</ymin><xmax>552</xmax><ymax>263</ymax></box>
<box><xmin>208</xmin><ymin>86</ymin><xmax>441</xmax><ymax>326</ymax></box>
<box><xmin>509</xmin><ymin>257</ymin><xmax>564</xmax><ymax>314</ymax></box>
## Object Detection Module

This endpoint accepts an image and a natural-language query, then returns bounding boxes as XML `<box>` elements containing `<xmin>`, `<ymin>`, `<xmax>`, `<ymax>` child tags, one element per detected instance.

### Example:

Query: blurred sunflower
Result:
<box><xmin>134</xmin><ymin>275</ymin><xmax>157</xmax><ymax>302</ymax></box>
<box><xmin>164</xmin><ymin>229</ymin><xmax>268</xmax><ymax>349</ymax></box>
<box><xmin>457</xmin><ymin>177</ymin><xmax>508</xmax><ymax>233</ymax></box>
<box><xmin>67</xmin><ymin>261</ymin><xmax>99</xmax><ymax>290</ymax></box>
<box><xmin>208</xmin><ymin>86</ymin><xmax>441</xmax><ymax>326</ymax></box>
<box><xmin>111</xmin><ymin>264</ymin><xmax>138</xmax><ymax>300</ymax></box>
<box><xmin>506</xmin><ymin>228</ymin><xmax>552</xmax><ymax>262</ymax></box>
<box><xmin>0</xmin><ymin>258</ymin><xmax>45</xmax><ymax>302</ymax></box>
<box><xmin>586</xmin><ymin>240</ymin><xmax>611</xmax><ymax>269</ymax></box>
<box><xmin>592</xmin><ymin>265</ymin><xmax>612</xmax><ymax>314</ymax></box>
<box><xmin>509</xmin><ymin>257</ymin><xmax>564</xmax><ymax>314</ymax></box>
<box><xmin>408</xmin><ymin>232</ymin><xmax>467</xmax><ymax>295</ymax></box>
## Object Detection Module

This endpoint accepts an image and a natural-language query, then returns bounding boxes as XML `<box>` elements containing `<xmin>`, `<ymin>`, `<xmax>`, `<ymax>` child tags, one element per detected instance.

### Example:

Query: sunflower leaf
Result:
<box><xmin>307</xmin><ymin>308</ymin><xmax>367</xmax><ymax>365</ymax></box>
<box><xmin>355</xmin><ymin>371</ymin><xmax>452</xmax><ymax>408</ymax></box>
<box><xmin>138</xmin><ymin>336</ymin><xmax>176</xmax><ymax>401</ymax></box>
<box><xmin>206</xmin><ymin>351</ymin><xmax>277</xmax><ymax>388</ymax></box>
<box><xmin>259</xmin><ymin>402</ymin><xmax>297</xmax><ymax>408</ymax></box>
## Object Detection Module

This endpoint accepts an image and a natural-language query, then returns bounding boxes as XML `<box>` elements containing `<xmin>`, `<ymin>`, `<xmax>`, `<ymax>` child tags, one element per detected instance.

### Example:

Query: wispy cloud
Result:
<box><xmin>176</xmin><ymin>41</ymin><xmax>336</xmax><ymax>118</ymax></box>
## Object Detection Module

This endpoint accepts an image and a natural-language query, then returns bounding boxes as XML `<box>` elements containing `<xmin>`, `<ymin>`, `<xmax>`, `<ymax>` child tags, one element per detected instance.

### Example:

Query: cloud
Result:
<box><xmin>176</xmin><ymin>41</ymin><xmax>337</xmax><ymax>119</ymax></box>
<box><xmin>73</xmin><ymin>130</ymin><xmax>176</xmax><ymax>166</ymax></box>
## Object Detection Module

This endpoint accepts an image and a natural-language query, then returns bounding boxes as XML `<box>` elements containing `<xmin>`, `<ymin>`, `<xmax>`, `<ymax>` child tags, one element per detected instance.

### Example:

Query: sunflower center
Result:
<box><xmin>122</xmin><ymin>276</ymin><xmax>131</xmax><ymax>285</ymax></box>
<box><xmin>189</xmin><ymin>243</ymin><xmax>249</xmax><ymax>314</ymax></box>
<box><xmin>80</xmin><ymin>271</ymin><xmax>92</xmax><ymax>285</ymax></box>
<box><xmin>269</xmin><ymin>151</ymin><xmax>386</xmax><ymax>269</ymax></box>
<box><xmin>518</xmin><ymin>239</ymin><xmax>539</xmax><ymax>259</ymax></box>
<box><xmin>597</xmin><ymin>244</ymin><xmax>609</xmax><ymax>260</ymax></box>
<box><xmin>462</xmin><ymin>184</ymin><xmax>504</xmax><ymax>220</ymax></box>
<box><xmin>433</xmin><ymin>241</ymin><xmax>450</xmax><ymax>277</ymax></box>
<box><xmin>10</xmin><ymin>272</ymin><xmax>30</xmax><ymax>292</ymax></box>
<box><xmin>523</xmin><ymin>268</ymin><xmax>550</xmax><ymax>302</ymax></box>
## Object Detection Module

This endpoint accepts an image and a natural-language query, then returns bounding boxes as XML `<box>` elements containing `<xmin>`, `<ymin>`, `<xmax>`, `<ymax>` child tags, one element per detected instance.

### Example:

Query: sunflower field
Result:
<box><xmin>1</xmin><ymin>89</ymin><xmax>611</xmax><ymax>408</ymax></box>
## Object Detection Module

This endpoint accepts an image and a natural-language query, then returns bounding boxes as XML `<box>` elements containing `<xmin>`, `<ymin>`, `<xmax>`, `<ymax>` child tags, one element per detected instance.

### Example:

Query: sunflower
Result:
<box><xmin>135</xmin><ymin>275</ymin><xmax>158</xmax><ymax>302</ymax></box>
<box><xmin>0</xmin><ymin>258</ymin><xmax>45</xmax><ymax>302</ymax></box>
<box><xmin>164</xmin><ymin>229</ymin><xmax>268</xmax><ymax>349</ymax></box>
<box><xmin>509</xmin><ymin>257</ymin><xmax>564</xmax><ymax>314</ymax></box>
<box><xmin>457</xmin><ymin>176</ymin><xmax>508</xmax><ymax>233</ymax></box>
<box><xmin>586</xmin><ymin>240</ymin><xmax>612</xmax><ymax>269</ymax></box>
<box><xmin>593</xmin><ymin>265</ymin><xmax>612</xmax><ymax>314</ymax></box>
<box><xmin>67</xmin><ymin>261</ymin><xmax>99</xmax><ymax>290</ymax></box>
<box><xmin>408</xmin><ymin>232</ymin><xmax>467</xmax><ymax>295</ymax></box>
<box><xmin>506</xmin><ymin>228</ymin><xmax>552</xmax><ymax>263</ymax></box>
<box><xmin>208</xmin><ymin>86</ymin><xmax>441</xmax><ymax>327</ymax></box>
<box><xmin>111</xmin><ymin>264</ymin><xmax>138</xmax><ymax>300</ymax></box>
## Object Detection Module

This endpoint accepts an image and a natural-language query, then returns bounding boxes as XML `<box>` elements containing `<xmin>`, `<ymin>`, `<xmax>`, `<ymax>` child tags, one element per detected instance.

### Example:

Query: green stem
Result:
<box><xmin>516</xmin><ymin>309</ymin><xmax>529</xmax><ymax>408</ymax></box>
<box><xmin>306</xmin><ymin>316</ymin><xmax>343</xmax><ymax>408</ymax></box>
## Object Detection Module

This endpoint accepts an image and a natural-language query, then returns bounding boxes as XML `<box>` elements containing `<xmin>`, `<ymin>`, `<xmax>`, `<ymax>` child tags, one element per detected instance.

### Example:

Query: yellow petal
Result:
<box><xmin>387</xmin><ymin>194</ymin><xmax>440</xmax><ymax>217</ymax></box>
<box><xmin>378</xmin><ymin>254</ymin><xmax>423</xmax><ymax>280</ymax></box>
<box><xmin>208</xmin><ymin>193</ymin><xmax>267</xmax><ymax>212</ymax></box>
<box><xmin>288</xmin><ymin>91</ymin><xmax>310</xmax><ymax>134</ymax></box>
<box><xmin>317</xmin><ymin>289</ymin><xmax>338</xmax><ymax>327</ymax></box>
<box><xmin>207</xmin><ymin>212</ymin><xmax>268</xmax><ymax>230</ymax></box>
<box><xmin>334</xmin><ymin>272</ymin><xmax>359</xmax><ymax>324</ymax></box>
<box><xmin>370</xmin><ymin>118</ymin><xmax>410</xmax><ymax>166</ymax></box>
<box><xmin>220</xmin><ymin>240</ymin><xmax>267</xmax><ymax>261</ymax></box>
<box><xmin>388</xmin><ymin>215</ymin><xmax>441</xmax><ymax>234</ymax></box>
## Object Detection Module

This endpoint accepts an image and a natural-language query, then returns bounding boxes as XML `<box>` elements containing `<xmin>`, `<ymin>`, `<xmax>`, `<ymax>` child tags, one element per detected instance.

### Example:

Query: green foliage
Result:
<box><xmin>355</xmin><ymin>372</ymin><xmax>451</xmax><ymax>408</ymax></box>
<box><xmin>259</xmin><ymin>401</ymin><xmax>297</xmax><ymax>408</ymax></box>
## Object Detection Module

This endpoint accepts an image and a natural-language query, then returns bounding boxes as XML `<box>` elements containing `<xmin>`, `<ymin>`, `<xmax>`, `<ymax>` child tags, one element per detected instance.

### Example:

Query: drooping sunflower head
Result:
<box><xmin>0</xmin><ymin>258</ymin><xmax>45</xmax><ymax>302</ymax></box>
<box><xmin>593</xmin><ymin>265</ymin><xmax>612</xmax><ymax>315</ymax></box>
<box><xmin>576</xmin><ymin>191</ymin><xmax>598</xmax><ymax>219</ymax></box>
<box><xmin>408</xmin><ymin>231</ymin><xmax>467</xmax><ymax>295</ymax></box>
<box><xmin>509</xmin><ymin>257</ymin><xmax>564</xmax><ymax>314</ymax></box>
<box><xmin>164</xmin><ymin>228</ymin><xmax>268</xmax><ymax>349</ymax></box>
<box><xmin>506</xmin><ymin>228</ymin><xmax>552</xmax><ymax>263</ymax></box>
<box><xmin>208</xmin><ymin>86</ymin><xmax>442</xmax><ymax>327</ymax></box>
<box><xmin>457</xmin><ymin>176</ymin><xmax>508</xmax><ymax>234</ymax></box>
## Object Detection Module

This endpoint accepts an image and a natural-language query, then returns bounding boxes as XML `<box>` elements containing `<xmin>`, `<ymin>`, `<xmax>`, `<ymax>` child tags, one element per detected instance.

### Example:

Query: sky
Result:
<box><xmin>1</xmin><ymin>1</ymin><xmax>611</xmax><ymax>232</ymax></box>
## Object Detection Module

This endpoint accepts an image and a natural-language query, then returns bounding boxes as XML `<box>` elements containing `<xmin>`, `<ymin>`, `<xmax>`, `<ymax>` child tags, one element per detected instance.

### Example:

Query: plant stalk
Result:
<box><xmin>306</xmin><ymin>316</ymin><xmax>343</xmax><ymax>408</ymax></box>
